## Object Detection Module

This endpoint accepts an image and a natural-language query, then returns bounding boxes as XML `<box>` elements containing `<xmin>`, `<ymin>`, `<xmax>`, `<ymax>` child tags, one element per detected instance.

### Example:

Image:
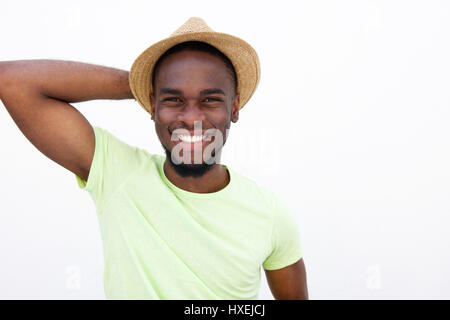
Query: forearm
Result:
<box><xmin>0</xmin><ymin>59</ymin><xmax>133</xmax><ymax>103</ymax></box>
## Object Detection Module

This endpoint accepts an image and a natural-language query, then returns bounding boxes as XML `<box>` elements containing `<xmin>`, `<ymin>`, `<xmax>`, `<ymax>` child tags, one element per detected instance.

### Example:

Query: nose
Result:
<box><xmin>177</xmin><ymin>100</ymin><xmax>206</xmax><ymax>126</ymax></box>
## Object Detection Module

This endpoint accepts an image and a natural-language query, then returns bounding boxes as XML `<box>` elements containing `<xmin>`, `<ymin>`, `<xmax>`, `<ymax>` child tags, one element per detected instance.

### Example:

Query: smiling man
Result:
<box><xmin>0</xmin><ymin>17</ymin><xmax>308</xmax><ymax>300</ymax></box>
<box><xmin>151</xmin><ymin>42</ymin><xmax>237</xmax><ymax>184</ymax></box>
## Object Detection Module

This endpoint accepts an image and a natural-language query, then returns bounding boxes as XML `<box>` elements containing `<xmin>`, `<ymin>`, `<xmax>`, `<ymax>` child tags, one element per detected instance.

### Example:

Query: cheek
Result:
<box><xmin>153</xmin><ymin>112</ymin><xmax>171</xmax><ymax>140</ymax></box>
<box><xmin>153</xmin><ymin>121</ymin><xmax>165</xmax><ymax>143</ymax></box>
<box><xmin>155</xmin><ymin>106</ymin><xmax>173</xmax><ymax>121</ymax></box>
<box><xmin>154</xmin><ymin>106</ymin><xmax>180</xmax><ymax>129</ymax></box>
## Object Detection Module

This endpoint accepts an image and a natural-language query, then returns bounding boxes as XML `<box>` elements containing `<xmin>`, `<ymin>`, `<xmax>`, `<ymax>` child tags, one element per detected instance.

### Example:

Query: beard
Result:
<box><xmin>162</xmin><ymin>144</ymin><xmax>218</xmax><ymax>178</ymax></box>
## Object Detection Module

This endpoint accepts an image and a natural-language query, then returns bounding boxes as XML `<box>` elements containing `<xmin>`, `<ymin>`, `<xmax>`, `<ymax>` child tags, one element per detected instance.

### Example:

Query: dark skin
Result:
<box><xmin>150</xmin><ymin>50</ymin><xmax>238</xmax><ymax>193</ymax></box>
<box><xmin>149</xmin><ymin>50</ymin><xmax>308</xmax><ymax>300</ymax></box>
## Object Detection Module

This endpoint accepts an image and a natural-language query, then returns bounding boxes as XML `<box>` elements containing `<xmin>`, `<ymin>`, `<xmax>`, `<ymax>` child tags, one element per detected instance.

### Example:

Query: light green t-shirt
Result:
<box><xmin>75</xmin><ymin>126</ymin><xmax>303</xmax><ymax>300</ymax></box>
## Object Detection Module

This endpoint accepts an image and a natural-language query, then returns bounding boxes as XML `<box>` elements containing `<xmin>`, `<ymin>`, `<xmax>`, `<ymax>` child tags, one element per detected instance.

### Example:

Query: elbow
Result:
<box><xmin>0</xmin><ymin>61</ymin><xmax>11</xmax><ymax>80</ymax></box>
<box><xmin>276</xmin><ymin>289</ymin><xmax>309</xmax><ymax>300</ymax></box>
<box><xmin>0</xmin><ymin>61</ymin><xmax>12</xmax><ymax>94</ymax></box>
<box><xmin>0</xmin><ymin>62</ymin><xmax>6</xmax><ymax>99</ymax></box>
<box><xmin>0</xmin><ymin>61</ymin><xmax>6</xmax><ymax>88</ymax></box>
<box><xmin>0</xmin><ymin>61</ymin><xmax>21</xmax><ymax>98</ymax></box>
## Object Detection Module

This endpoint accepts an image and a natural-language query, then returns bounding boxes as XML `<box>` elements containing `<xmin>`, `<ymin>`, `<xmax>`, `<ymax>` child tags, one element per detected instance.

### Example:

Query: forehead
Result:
<box><xmin>153</xmin><ymin>50</ymin><xmax>234</xmax><ymax>93</ymax></box>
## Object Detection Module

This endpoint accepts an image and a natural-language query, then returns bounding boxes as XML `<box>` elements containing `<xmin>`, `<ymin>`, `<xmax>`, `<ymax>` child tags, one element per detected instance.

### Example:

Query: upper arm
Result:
<box><xmin>1</xmin><ymin>84</ymin><xmax>94</xmax><ymax>182</ymax></box>
<box><xmin>264</xmin><ymin>258</ymin><xmax>309</xmax><ymax>300</ymax></box>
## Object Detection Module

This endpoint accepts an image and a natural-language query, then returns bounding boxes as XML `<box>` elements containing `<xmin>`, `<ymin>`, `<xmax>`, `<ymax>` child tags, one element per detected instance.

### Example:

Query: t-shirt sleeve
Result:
<box><xmin>263</xmin><ymin>194</ymin><xmax>303</xmax><ymax>270</ymax></box>
<box><xmin>75</xmin><ymin>126</ymin><xmax>143</xmax><ymax>213</ymax></box>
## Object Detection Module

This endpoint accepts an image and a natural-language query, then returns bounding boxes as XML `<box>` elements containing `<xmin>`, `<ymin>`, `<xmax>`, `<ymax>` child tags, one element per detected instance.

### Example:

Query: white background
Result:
<box><xmin>0</xmin><ymin>0</ymin><xmax>449</xmax><ymax>299</ymax></box>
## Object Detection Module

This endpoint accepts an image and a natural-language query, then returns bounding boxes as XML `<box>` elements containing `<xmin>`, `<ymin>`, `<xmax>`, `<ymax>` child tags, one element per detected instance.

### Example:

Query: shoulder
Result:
<box><xmin>228</xmin><ymin>168</ymin><xmax>296</xmax><ymax>225</ymax></box>
<box><xmin>228</xmin><ymin>167</ymin><xmax>279</xmax><ymax>208</ymax></box>
<box><xmin>91</xmin><ymin>125</ymin><xmax>163</xmax><ymax>168</ymax></box>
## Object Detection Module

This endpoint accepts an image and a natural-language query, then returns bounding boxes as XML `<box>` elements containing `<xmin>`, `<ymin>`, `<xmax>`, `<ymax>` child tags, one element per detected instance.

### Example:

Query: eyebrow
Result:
<box><xmin>200</xmin><ymin>88</ymin><xmax>225</xmax><ymax>95</ymax></box>
<box><xmin>158</xmin><ymin>88</ymin><xmax>225</xmax><ymax>95</ymax></box>
<box><xmin>159</xmin><ymin>88</ymin><xmax>183</xmax><ymax>95</ymax></box>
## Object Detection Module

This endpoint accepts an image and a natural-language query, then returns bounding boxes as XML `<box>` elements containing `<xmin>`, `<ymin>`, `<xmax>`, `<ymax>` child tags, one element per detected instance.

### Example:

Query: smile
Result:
<box><xmin>177</xmin><ymin>134</ymin><xmax>208</xmax><ymax>143</ymax></box>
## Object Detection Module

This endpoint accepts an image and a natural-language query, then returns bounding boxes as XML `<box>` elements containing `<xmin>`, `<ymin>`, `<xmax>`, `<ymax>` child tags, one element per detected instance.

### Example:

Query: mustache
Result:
<box><xmin>169</xmin><ymin>125</ymin><xmax>217</xmax><ymax>132</ymax></box>
<box><xmin>168</xmin><ymin>120</ymin><xmax>216</xmax><ymax>133</ymax></box>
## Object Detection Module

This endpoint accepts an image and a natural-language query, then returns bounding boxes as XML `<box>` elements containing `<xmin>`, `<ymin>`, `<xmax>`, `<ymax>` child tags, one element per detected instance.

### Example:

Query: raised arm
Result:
<box><xmin>0</xmin><ymin>60</ymin><xmax>133</xmax><ymax>181</ymax></box>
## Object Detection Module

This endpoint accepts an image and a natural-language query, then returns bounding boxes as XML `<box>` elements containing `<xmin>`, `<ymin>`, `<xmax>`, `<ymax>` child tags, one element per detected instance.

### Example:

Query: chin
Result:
<box><xmin>162</xmin><ymin>144</ymin><xmax>217</xmax><ymax>178</ymax></box>
<box><xmin>170</xmin><ymin>162</ymin><xmax>215</xmax><ymax>178</ymax></box>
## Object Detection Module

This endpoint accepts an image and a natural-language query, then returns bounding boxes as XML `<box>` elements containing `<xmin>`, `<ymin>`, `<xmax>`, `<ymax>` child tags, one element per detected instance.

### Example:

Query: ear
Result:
<box><xmin>149</xmin><ymin>93</ymin><xmax>156</xmax><ymax>121</ymax></box>
<box><xmin>231</xmin><ymin>94</ymin><xmax>240</xmax><ymax>123</ymax></box>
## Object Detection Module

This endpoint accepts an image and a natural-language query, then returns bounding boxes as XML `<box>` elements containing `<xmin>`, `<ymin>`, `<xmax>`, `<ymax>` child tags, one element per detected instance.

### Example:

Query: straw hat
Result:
<box><xmin>129</xmin><ymin>17</ymin><xmax>261</xmax><ymax>115</ymax></box>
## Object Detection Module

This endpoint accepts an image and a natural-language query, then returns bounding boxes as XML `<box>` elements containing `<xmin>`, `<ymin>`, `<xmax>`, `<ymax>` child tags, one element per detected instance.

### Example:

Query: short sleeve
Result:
<box><xmin>75</xmin><ymin>126</ymin><xmax>144</xmax><ymax>213</ymax></box>
<box><xmin>263</xmin><ymin>195</ymin><xmax>303</xmax><ymax>270</ymax></box>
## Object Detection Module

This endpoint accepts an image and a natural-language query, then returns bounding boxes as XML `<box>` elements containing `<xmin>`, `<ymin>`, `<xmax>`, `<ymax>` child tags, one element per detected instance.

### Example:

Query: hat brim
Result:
<box><xmin>129</xmin><ymin>32</ymin><xmax>260</xmax><ymax>115</ymax></box>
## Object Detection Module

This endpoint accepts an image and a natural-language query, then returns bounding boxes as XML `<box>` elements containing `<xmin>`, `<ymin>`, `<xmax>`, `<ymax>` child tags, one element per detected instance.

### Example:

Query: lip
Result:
<box><xmin>172</xmin><ymin>134</ymin><xmax>215</xmax><ymax>151</ymax></box>
<box><xmin>176</xmin><ymin>139</ymin><xmax>209</xmax><ymax>152</ymax></box>
<box><xmin>169</xmin><ymin>128</ymin><xmax>218</xmax><ymax>141</ymax></box>
<box><xmin>170</xmin><ymin>129</ymin><xmax>212</xmax><ymax>136</ymax></box>
<box><xmin>168</xmin><ymin>129</ymin><xmax>216</xmax><ymax>150</ymax></box>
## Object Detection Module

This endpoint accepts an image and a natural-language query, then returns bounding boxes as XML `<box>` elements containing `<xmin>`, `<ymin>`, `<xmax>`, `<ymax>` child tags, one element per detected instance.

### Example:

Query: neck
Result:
<box><xmin>163</xmin><ymin>158</ymin><xmax>230</xmax><ymax>193</ymax></box>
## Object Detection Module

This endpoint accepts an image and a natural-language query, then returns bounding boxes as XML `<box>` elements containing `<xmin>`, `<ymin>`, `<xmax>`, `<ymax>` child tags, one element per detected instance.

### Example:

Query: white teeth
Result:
<box><xmin>179</xmin><ymin>135</ymin><xmax>205</xmax><ymax>143</ymax></box>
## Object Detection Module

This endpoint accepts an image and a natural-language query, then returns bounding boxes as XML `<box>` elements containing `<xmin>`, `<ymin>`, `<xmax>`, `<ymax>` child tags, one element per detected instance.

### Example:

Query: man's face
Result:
<box><xmin>150</xmin><ymin>50</ymin><xmax>240</xmax><ymax>172</ymax></box>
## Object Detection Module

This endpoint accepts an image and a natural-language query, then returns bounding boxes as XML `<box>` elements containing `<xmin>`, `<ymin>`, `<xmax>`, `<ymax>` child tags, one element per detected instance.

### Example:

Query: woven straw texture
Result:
<box><xmin>129</xmin><ymin>17</ymin><xmax>260</xmax><ymax>115</ymax></box>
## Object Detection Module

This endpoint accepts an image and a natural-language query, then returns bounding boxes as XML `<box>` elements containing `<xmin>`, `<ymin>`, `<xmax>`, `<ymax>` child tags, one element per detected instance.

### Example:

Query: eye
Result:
<box><xmin>164</xmin><ymin>97</ymin><xmax>182</xmax><ymax>102</ymax></box>
<box><xmin>204</xmin><ymin>97</ymin><xmax>221</xmax><ymax>102</ymax></box>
